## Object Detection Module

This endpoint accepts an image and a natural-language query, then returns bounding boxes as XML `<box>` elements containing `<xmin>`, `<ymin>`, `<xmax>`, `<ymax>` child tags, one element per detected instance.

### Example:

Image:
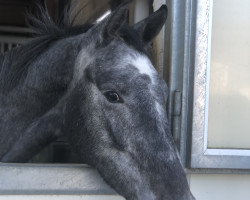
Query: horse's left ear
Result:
<box><xmin>100</xmin><ymin>0</ymin><xmax>131</xmax><ymax>41</ymax></box>
<box><xmin>133</xmin><ymin>5</ymin><xmax>168</xmax><ymax>44</ymax></box>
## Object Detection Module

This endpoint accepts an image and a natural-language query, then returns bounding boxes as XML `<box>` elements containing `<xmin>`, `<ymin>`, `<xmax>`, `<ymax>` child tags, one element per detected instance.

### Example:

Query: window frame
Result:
<box><xmin>0</xmin><ymin>163</ymin><xmax>116</xmax><ymax>195</ymax></box>
<box><xmin>4</xmin><ymin>0</ymin><xmax>250</xmax><ymax>195</ymax></box>
<box><xmin>189</xmin><ymin>0</ymin><xmax>250</xmax><ymax>169</ymax></box>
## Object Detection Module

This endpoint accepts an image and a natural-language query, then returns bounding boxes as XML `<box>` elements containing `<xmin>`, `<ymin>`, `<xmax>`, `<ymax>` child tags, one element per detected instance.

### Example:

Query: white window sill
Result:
<box><xmin>0</xmin><ymin>163</ymin><xmax>117</xmax><ymax>195</ymax></box>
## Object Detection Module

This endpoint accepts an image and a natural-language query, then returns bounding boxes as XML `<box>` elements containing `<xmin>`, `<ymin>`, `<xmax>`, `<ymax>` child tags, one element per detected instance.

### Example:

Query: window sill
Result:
<box><xmin>0</xmin><ymin>163</ymin><xmax>117</xmax><ymax>195</ymax></box>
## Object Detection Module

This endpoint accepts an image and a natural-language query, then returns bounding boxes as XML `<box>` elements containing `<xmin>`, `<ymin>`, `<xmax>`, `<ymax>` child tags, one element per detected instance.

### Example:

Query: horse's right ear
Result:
<box><xmin>133</xmin><ymin>5</ymin><xmax>168</xmax><ymax>45</ymax></box>
<box><xmin>98</xmin><ymin>0</ymin><xmax>131</xmax><ymax>43</ymax></box>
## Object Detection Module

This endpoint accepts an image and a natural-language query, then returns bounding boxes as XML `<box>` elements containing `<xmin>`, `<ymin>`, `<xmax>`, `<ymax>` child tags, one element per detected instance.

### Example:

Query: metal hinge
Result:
<box><xmin>172</xmin><ymin>90</ymin><xmax>182</xmax><ymax>151</ymax></box>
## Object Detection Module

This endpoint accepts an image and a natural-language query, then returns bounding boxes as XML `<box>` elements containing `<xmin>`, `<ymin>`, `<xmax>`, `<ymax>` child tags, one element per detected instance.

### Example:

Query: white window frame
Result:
<box><xmin>0</xmin><ymin>163</ymin><xmax>116</xmax><ymax>195</ymax></box>
<box><xmin>190</xmin><ymin>0</ymin><xmax>250</xmax><ymax>169</ymax></box>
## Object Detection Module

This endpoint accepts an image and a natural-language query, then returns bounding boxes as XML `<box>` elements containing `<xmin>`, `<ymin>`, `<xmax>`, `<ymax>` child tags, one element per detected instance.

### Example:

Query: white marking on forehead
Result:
<box><xmin>130</xmin><ymin>54</ymin><xmax>156</xmax><ymax>82</ymax></box>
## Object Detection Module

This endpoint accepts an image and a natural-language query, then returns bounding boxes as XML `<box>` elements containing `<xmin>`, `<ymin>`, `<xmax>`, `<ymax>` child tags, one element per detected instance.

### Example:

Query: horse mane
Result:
<box><xmin>26</xmin><ymin>3</ymin><xmax>93</xmax><ymax>38</ymax></box>
<box><xmin>0</xmin><ymin>2</ymin><xmax>149</xmax><ymax>94</ymax></box>
<box><xmin>0</xmin><ymin>3</ymin><xmax>93</xmax><ymax>94</ymax></box>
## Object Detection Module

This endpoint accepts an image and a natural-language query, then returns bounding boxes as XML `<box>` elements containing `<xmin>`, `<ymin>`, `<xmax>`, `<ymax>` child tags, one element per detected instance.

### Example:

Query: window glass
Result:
<box><xmin>208</xmin><ymin>0</ymin><xmax>250</xmax><ymax>149</ymax></box>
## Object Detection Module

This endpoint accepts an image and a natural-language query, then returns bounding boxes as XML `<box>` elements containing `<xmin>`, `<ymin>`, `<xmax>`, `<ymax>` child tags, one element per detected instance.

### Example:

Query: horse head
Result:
<box><xmin>64</xmin><ymin>2</ymin><xmax>195</xmax><ymax>200</ymax></box>
<box><xmin>0</xmin><ymin>1</ymin><xmax>195</xmax><ymax>199</ymax></box>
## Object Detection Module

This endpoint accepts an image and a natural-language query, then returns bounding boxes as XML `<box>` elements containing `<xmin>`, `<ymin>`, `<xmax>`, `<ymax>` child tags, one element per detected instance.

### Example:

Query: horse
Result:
<box><xmin>0</xmin><ymin>1</ymin><xmax>195</xmax><ymax>200</ymax></box>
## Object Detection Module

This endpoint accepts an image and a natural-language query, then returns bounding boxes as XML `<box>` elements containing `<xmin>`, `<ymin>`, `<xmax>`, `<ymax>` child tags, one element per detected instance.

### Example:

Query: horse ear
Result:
<box><xmin>133</xmin><ymin>5</ymin><xmax>168</xmax><ymax>44</ymax></box>
<box><xmin>101</xmin><ymin>0</ymin><xmax>131</xmax><ymax>41</ymax></box>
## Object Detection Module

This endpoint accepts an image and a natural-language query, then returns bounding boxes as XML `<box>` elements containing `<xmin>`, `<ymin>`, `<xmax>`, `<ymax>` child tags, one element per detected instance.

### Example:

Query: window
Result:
<box><xmin>189</xmin><ymin>0</ymin><xmax>250</xmax><ymax>169</ymax></box>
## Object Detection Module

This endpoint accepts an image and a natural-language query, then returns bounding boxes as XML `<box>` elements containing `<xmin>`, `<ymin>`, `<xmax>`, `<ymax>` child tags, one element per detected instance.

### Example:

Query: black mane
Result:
<box><xmin>0</xmin><ymin>3</ymin><xmax>149</xmax><ymax>94</ymax></box>
<box><xmin>27</xmin><ymin>3</ymin><xmax>93</xmax><ymax>38</ymax></box>
<box><xmin>0</xmin><ymin>4</ymin><xmax>93</xmax><ymax>94</ymax></box>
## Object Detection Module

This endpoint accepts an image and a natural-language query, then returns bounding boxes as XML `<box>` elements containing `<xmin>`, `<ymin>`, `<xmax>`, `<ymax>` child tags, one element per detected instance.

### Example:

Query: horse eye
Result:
<box><xmin>103</xmin><ymin>91</ymin><xmax>123</xmax><ymax>103</ymax></box>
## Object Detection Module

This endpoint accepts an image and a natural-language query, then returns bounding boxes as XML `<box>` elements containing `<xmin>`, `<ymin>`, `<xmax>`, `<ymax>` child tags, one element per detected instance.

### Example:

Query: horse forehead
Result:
<box><xmin>128</xmin><ymin>54</ymin><xmax>156</xmax><ymax>82</ymax></box>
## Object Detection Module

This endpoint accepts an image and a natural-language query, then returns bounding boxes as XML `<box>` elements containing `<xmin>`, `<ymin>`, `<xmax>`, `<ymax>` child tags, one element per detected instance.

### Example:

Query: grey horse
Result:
<box><xmin>0</xmin><ymin>1</ymin><xmax>195</xmax><ymax>200</ymax></box>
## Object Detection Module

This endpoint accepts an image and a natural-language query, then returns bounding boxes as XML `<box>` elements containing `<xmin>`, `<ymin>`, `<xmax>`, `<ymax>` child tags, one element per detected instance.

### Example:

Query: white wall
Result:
<box><xmin>190</xmin><ymin>174</ymin><xmax>250</xmax><ymax>200</ymax></box>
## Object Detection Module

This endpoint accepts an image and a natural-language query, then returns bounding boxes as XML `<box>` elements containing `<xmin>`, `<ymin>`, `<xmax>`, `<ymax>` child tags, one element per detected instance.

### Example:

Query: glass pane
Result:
<box><xmin>207</xmin><ymin>0</ymin><xmax>250</xmax><ymax>149</ymax></box>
